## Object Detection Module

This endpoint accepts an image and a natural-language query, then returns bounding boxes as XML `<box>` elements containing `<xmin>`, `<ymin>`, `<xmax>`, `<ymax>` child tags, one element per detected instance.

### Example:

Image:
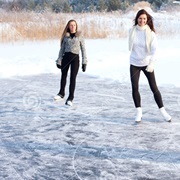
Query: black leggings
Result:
<box><xmin>59</xmin><ymin>52</ymin><xmax>79</xmax><ymax>101</ymax></box>
<box><xmin>130</xmin><ymin>65</ymin><xmax>163</xmax><ymax>108</ymax></box>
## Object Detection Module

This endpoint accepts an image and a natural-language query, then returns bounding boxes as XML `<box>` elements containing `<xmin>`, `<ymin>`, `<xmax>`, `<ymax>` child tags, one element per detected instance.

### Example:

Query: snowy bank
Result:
<box><xmin>0</xmin><ymin>39</ymin><xmax>180</xmax><ymax>87</ymax></box>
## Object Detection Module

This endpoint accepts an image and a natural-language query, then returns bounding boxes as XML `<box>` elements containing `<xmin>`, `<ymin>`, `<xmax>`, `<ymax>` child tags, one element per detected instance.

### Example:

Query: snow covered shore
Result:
<box><xmin>0</xmin><ymin>38</ymin><xmax>180</xmax><ymax>87</ymax></box>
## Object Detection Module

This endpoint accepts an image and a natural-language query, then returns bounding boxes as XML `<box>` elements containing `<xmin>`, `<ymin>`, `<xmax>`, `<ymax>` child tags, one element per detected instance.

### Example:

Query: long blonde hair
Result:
<box><xmin>60</xmin><ymin>19</ymin><xmax>78</xmax><ymax>46</ymax></box>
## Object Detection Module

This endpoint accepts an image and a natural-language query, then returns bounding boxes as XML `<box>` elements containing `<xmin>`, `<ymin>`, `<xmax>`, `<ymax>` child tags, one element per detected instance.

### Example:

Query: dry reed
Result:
<box><xmin>0</xmin><ymin>11</ymin><xmax>130</xmax><ymax>43</ymax></box>
<box><xmin>0</xmin><ymin>9</ymin><xmax>180</xmax><ymax>43</ymax></box>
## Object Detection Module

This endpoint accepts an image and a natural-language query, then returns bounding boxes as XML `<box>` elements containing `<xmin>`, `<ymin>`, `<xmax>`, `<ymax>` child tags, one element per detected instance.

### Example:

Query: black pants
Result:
<box><xmin>59</xmin><ymin>52</ymin><xmax>79</xmax><ymax>101</ymax></box>
<box><xmin>130</xmin><ymin>65</ymin><xmax>163</xmax><ymax>108</ymax></box>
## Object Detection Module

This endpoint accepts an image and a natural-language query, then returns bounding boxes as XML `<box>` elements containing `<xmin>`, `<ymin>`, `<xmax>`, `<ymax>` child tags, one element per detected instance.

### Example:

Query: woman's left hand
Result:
<box><xmin>146</xmin><ymin>61</ymin><xmax>154</xmax><ymax>73</ymax></box>
<box><xmin>82</xmin><ymin>64</ymin><xmax>86</xmax><ymax>72</ymax></box>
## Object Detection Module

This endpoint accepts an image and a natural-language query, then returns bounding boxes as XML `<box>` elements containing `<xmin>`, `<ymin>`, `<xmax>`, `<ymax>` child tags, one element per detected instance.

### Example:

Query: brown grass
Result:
<box><xmin>0</xmin><ymin>11</ymin><xmax>129</xmax><ymax>43</ymax></box>
<box><xmin>0</xmin><ymin>8</ymin><xmax>180</xmax><ymax>43</ymax></box>
<box><xmin>0</xmin><ymin>12</ymin><xmax>64</xmax><ymax>42</ymax></box>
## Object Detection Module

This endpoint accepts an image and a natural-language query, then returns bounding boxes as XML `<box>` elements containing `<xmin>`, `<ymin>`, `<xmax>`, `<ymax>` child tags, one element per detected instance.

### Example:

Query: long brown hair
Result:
<box><xmin>134</xmin><ymin>9</ymin><xmax>155</xmax><ymax>32</ymax></box>
<box><xmin>60</xmin><ymin>19</ymin><xmax>78</xmax><ymax>46</ymax></box>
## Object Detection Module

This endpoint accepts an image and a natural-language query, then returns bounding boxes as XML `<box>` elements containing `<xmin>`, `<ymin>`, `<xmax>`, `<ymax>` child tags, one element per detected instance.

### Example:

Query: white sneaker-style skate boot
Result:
<box><xmin>160</xmin><ymin>107</ymin><xmax>171</xmax><ymax>122</ymax></box>
<box><xmin>54</xmin><ymin>94</ymin><xmax>63</xmax><ymax>101</ymax></box>
<box><xmin>135</xmin><ymin>107</ymin><xmax>142</xmax><ymax>123</ymax></box>
<box><xmin>65</xmin><ymin>100</ymin><xmax>73</xmax><ymax>106</ymax></box>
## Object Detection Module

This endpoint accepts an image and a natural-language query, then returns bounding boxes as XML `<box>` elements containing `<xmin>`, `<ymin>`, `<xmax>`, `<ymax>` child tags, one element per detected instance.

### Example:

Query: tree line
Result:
<box><xmin>0</xmin><ymin>0</ymin><xmax>179</xmax><ymax>12</ymax></box>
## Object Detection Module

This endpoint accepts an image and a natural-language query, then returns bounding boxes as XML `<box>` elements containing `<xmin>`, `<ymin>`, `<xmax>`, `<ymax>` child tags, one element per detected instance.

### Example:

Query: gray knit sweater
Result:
<box><xmin>56</xmin><ymin>31</ymin><xmax>87</xmax><ymax>65</ymax></box>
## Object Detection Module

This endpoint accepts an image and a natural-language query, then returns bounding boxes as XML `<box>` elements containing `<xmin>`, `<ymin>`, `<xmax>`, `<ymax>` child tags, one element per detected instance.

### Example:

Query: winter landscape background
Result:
<box><xmin>0</xmin><ymin>2</ymin><xmax>180</xmax><ymax>180</ymax></box>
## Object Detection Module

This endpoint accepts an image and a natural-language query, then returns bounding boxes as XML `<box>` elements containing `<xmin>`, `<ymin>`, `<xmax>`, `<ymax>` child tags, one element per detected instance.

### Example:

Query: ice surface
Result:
<box><xmin>0</xmin><ymin>73</ymin><xmax>180</xmax><ymax>179</ymax></box>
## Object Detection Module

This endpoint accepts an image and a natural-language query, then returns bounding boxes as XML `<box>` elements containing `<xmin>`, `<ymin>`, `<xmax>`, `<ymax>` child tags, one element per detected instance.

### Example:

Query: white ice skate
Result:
<box><xmin>65</xmin><ymin>100</ymin><xmax>73</xmax><ymax>106</ymax></box>
<box><xmin>160</xmin><ymin>107</ymin><xmax>171</xmax><ymax>122</ymax></box>
<box><xmin>54</xmin><ymin>94</ymin><xmax>63</xmax><ymax>101</ymax></box>
<box><xmin>135</xmin><ymin>107</ymin><xmax>142</xmax><ymax>123</ymax></box>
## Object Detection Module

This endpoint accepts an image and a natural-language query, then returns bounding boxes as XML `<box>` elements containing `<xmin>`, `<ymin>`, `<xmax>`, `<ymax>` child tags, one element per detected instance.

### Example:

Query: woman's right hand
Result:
<box><xmin>56</xmin><ymin>59</ymin><xmax>62</xmax><ymax>69</ymax></box>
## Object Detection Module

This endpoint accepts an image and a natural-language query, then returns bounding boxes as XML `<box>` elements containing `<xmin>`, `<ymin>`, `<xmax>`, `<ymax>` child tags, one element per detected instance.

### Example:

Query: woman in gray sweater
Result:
<box><xmin>54</xmin><ymin>19</ymin><xmax>87</xmax><ymax>106</ymax></box>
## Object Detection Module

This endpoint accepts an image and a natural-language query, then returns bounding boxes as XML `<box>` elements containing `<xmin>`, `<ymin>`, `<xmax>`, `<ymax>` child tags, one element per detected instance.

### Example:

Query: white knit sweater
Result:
<box><xmin>129</xmin><ymin>25</ymin><xmax>157</xmax><ymax>67</ymax></box>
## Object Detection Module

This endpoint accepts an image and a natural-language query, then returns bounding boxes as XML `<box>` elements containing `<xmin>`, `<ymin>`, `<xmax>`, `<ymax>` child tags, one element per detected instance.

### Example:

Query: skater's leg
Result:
<box><xmin>130</xmin><ymin>65</ymin><xmax>141</xmax><ymax>108</ymax></box>
<box><xmin>143</xmin><ymin>69</ymin><xmax>163</xmax><ymax>108</ymax></box>
<box><xmin>143</xmin><ymin>69</ymin><xmax>171</xmax><ymax>121</ymax></box>
<box><xmin>59</xmin><ymin>54</ymin><xmax>71</xmax><ymax>97</ymax></box>
<box><xmin>67</xmin><ymin>55</ymin><xmax>79</xmax><ymax>101</ymax></box>
<box><xmin>130</xmin><ymin>65</ymin><xmax>142</xmax><ymax>122</ymax></box>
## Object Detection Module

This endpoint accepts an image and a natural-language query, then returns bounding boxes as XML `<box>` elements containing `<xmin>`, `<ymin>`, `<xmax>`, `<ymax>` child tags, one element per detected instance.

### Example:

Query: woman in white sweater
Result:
<box><xmin>129</xmin><ymin>9</ymin><xmax>171</xmax><ymax>122</ymax></box>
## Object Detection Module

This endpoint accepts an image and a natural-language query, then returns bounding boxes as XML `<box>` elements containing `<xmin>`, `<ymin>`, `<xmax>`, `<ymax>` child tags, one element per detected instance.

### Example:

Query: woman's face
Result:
<box><xmin>69</xmin><ymin>21</ymin><xmax>77</xmax><ymax>33</ymax></box>
<box><xmin>137</xmin><ymin>14</ymin><xmax>147</xmax><ymax>26</ymax></box>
